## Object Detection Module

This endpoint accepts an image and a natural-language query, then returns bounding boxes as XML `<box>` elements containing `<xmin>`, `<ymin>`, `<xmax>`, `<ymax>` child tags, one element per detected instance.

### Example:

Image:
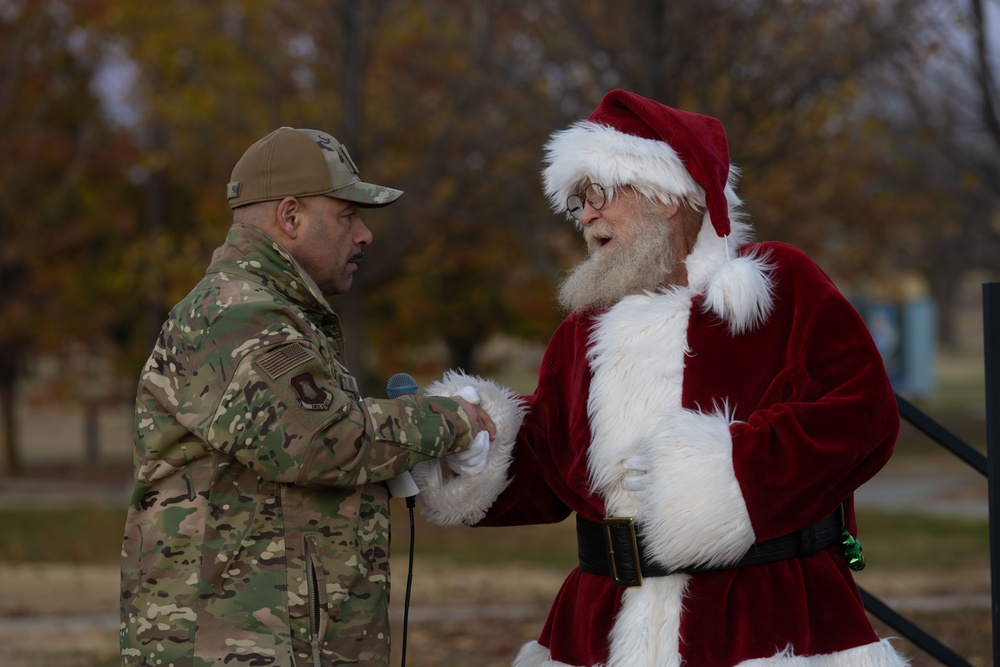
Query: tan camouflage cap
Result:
<box><xmin>227</xmin><ymin>127</ymin><xmax>403</xmax><ymax>209</ymax></box>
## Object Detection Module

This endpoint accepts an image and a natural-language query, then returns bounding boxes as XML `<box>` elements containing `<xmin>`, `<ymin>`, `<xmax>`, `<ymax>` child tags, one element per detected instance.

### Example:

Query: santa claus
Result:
<box><xmin>411</xmin><ymin>89</ymin><xmax>907</xmax><ymax>667</ymax></box>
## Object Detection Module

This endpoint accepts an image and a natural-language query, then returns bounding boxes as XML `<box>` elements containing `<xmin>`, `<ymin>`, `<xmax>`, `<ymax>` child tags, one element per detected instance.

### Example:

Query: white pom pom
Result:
<box><xmin>703</xmin><ymin>254</ymin><xmax>774</xmax><ymax>335</ymax></box>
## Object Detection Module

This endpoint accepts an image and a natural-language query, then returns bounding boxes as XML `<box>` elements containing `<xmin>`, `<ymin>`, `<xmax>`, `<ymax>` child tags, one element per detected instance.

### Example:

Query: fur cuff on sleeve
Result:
<box><xmin>410</xmin><ymin>371</ymin><xmax>526</xmax><ymax>526</ymax></box>
<box><xmin>635</xmin><ymin>408</ymin><xmax>756</xmax><ymax>569</ymax></box>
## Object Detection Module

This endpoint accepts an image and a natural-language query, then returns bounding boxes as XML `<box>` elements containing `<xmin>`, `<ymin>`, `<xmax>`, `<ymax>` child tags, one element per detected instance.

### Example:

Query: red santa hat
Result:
<box><xmin>542</xmin><ymin>89</ymin><xmax>733</xmax><ymax>237</ymax></box>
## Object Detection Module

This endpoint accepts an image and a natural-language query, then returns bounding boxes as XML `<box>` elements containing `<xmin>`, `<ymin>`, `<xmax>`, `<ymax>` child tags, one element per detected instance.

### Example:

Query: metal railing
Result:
<box><xmin>858</xmin><ymin>282</ymin><xmax>999</xmax><ymax>666</ymax></box>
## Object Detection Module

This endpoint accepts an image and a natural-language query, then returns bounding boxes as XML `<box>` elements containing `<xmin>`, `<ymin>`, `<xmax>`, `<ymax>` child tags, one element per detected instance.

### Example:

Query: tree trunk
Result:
<box><xmin>334</xmin><ymin>0</ymin><xmax>376</xmax><ymax>392</ymax></box>
<box><xmin>144</xmin><ymin>130</ymin><xmax>169</xmax><ymax>348</ymax></box>
<box><xmin>0</xmin><ymin>343</ymin><xmax>21</xmax><ymax>475</ymax></box>
<box><xmin>928</xmin><ymin>260</ymin><xmax>961</xmax><ymax>349</ymax></box>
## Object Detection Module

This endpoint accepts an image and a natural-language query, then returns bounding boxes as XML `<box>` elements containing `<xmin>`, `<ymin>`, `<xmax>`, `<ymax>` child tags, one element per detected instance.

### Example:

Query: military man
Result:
<box><xmin>120</xmin><ymin>127</ymin><xmax>493</xmax><ymax>666</ymax></box>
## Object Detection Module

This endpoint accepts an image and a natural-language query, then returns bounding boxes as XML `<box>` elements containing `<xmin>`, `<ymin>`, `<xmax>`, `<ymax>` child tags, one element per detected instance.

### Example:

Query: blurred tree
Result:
<box><xmin>856</xmin><ymin>0</ymin><xmax>1000</xmax><ymax>345</ymax></box>
<box><xmin>0</xmin><ymin>0</ymin><xmax>139</xmax><ymax>472</ymax></box>
<box><xmin>92</xmin><ymin>0</ymin><xmax>577</xmax><ymax>389</ymax></box>
<box><xmin>90</xmin><ymin>0</ymin><xmax>432</xmax><ymax>393</ymax></box>
<box><xmin>90</xmin><ymin>0</ymin><xmax>302</xmax><ymax>355</ymax></box>
<box><xmin>5</xmin><ymin>0</ymin><xmax>993</xmax><ymax>475</ymax></box>
<box><xmin>85</xmin><ymin>0</ymin><xmax>982</xmax><ymax>378</ymax></box>
<box><xmin>357</xmin><ymin>0</ymin><xmax>955</xmax><ymax>376</ymax></box>
<box><xmin>354</xmin><ymin>1</ymin><xmax>578</xmax><ymax>377</ymax></box>
<box><xmin>526</xmin><ymin>0</ymin><xmax>1000</xmax><ymax>354</ymax></box>
<box><xmin>538</xmin><ymin>0</ymin><xmax>938</xmax><ymax>261</ymax></box>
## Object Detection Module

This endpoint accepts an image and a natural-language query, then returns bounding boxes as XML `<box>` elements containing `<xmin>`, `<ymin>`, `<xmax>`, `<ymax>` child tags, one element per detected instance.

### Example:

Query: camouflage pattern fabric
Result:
<box><xmin>121</xmin><ymin>223</ymin><xmax>475</xmax><ymax>666</ymax></box>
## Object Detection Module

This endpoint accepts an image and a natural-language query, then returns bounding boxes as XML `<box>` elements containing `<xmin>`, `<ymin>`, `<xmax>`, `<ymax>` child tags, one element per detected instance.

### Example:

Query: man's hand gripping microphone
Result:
<box><xmin>385</xmin><ymin>372</ymin><xmax>421</xmax><ymax>500</ymax></box>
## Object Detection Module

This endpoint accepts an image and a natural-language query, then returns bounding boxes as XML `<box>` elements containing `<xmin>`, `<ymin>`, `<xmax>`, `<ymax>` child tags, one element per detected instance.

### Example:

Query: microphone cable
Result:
<box><xmin>385</xmin><ymin>372</ymin><xmax>421</xmax><ymax>667</ymax></box>
<box><xmin>400</xmin><ymin>494</ymin><xmax>416</xmax><ymax>667</ymax></box>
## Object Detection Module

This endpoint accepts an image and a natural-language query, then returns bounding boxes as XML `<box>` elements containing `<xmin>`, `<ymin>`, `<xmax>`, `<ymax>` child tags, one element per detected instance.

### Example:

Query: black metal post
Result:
<box><xmin>983</xmin><ymin>282</ymin><xmax>1000</xmax><ymax>667</ymax></box>
<box><xmin>896</xmin><ymin>393</ymin><xmax>988</xmax><ymax>475</ymax></box>
<box><xmin>861</xmin><ymin>588</ymin><xmax>972</xmax><ymax>667</ymax></box>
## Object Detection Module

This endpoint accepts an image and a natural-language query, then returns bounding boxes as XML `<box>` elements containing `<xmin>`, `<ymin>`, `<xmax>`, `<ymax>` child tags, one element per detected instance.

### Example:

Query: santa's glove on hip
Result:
<box><xmin>621</xmin><ymin>454</ymin><xmax>652</xmax><ymax>494</ymax></box>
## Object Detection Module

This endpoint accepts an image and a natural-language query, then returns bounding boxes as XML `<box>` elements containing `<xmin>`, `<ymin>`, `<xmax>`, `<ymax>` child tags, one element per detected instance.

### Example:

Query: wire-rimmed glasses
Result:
<box><xmin>566</xmin><ymin>183</ymin><xmax>608</xmax><ymax>220</ymax></box>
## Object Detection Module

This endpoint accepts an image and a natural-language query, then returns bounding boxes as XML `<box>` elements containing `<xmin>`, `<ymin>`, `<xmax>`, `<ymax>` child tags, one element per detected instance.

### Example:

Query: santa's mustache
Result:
<box><xmin>583</xmin><ymin>225</ymin><xmax>614</xmax><ymax>250</ymax></box>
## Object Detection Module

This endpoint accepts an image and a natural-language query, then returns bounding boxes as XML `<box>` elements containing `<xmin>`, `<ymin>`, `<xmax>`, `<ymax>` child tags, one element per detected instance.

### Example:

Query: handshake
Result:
<box><xmin>447</xmin><ymin>386</ymin><xmax>495</xmax><ymax>476</ymax></box>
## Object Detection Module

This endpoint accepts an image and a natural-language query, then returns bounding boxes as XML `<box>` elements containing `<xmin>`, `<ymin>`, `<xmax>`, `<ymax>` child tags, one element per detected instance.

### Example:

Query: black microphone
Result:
<box><xmin>385</xmin><ymin>373</ymin><xmax>420</xmax><ymax>499</ymax></box>
<box><xmin>385</xmin><ymin>374</ymin><xmax>420</xmax><ymax>667</ymax></box>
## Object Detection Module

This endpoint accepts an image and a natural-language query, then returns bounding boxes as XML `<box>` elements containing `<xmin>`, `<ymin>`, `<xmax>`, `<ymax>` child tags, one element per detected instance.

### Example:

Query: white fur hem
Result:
<box><xmin>514</xmin><ymin>641</ymin><xmax>580</xmax><ymax>667</ymax></box>
<box><xmin>514</xmin><ymin>638</ymin><xmax>908</xmax><ymax>667</ymax></box>
<box><xmin>410</xmin><ymin>371</ymin><xmax>526</xmax><ymax>526</ymax></box>
<box><xmin>736</xmin><ymin>639</ymin><xmax>910</xmax><ymax>666</ymax></box>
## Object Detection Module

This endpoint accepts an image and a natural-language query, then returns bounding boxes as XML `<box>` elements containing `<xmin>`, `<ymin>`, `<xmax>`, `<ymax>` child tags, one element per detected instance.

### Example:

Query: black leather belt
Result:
<box><xmin>577</xmin><ymin>508</ymin><xmax>844</xmax><ymax>587</ymax></box>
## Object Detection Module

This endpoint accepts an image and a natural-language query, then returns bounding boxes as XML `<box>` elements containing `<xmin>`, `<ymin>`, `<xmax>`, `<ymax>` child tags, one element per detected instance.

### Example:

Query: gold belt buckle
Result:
<box><xmin>602</xmin><ymin>516</ymin><xmax>643</xmax><ymax>587</ymax></box>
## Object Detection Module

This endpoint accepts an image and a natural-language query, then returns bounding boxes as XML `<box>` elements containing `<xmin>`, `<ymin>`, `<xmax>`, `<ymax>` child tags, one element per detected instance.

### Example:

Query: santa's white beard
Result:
<box><xmin>558</xmin><ymin>213</ymin><xmax>679</xmax><ymax>313</ymax></box>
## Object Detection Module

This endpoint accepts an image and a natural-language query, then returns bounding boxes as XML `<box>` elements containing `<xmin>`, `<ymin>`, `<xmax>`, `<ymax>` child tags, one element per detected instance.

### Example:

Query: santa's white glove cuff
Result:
<box><xmin>412</xmin><ymin>458</ymin><xmax>444</xmax><ymax>487</ymax></box>
<box><xmin>445</xmin><ymin>430</ymin><xmax>491</xmax><ymax>476</ymax></box>
<box><xmin>452</xmin><ymin>385</ymin><xmax>481</xmax><ymax>405</ymax></box>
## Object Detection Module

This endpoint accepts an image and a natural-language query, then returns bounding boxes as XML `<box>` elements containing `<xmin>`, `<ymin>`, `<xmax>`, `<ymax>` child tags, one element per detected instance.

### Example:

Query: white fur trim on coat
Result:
<box><xmin>606</xmin><ymin>576</ymin><xmax>688</xmax><ymax>667</ymax></box>
<box><xmin>585</xmin><ymin>286</ymin><xmax>755</xmax><ymax>569</ymax></box>
<box><xmin>585</xmin><ymin>287</ymin><xmax>694</xmax><ymax>519</ymax></box>
<box><xmin>512</xmin><ymin>638</ymin><xmax>908</xmax><ymax>667</ymax></box>
<box><xmin>410</xmin><ymin>371</ymin><xmax>526</xmax><ymax>526</ymax></box>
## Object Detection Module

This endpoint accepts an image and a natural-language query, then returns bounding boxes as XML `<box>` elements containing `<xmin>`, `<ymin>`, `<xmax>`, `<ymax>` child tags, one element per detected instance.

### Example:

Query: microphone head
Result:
<box><xmin>386</xmin><ymin>372</ymin><xmax>419</xmax><ymax>398</ymax></box>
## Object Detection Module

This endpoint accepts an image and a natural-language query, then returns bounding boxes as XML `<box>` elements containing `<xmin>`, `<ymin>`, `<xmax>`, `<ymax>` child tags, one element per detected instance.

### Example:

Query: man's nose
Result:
<box><xmin>356</xmin><ymin>218</ymin><xmax>373</xmax><ymax>246</ymax></box>
<box><xmin>578</xmin><ymin>201</ymin><xmax>600</xmax><ymax>226</ymax></box>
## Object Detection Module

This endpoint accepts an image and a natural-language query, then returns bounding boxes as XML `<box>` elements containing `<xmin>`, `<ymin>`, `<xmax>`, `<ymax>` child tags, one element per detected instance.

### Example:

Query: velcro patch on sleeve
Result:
<box><xmin>256</xmin><ymin>344</ymin><xmax>313</xmax><ymax>379</ymax></box>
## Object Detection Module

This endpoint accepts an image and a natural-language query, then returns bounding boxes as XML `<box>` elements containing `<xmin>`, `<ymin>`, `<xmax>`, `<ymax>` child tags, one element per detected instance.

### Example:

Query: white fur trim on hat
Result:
<box><xmin>705</xmin><ymin>251</ymin><xmax>776</xmax><ymax>335</ymax></box>
<box><xmin>683</xmin><ymin>216</ymin><xmax>775</xmax><ymax>335</ymax></box>
<box><xmin>542</xmin><ymin>120</ymin><xmax>704</xmax><ymax>217</ymax></box>
<box><xmin>410</xmin><ymin>371</ymin><xmax>526</xmax><ymax>526</ymax></box>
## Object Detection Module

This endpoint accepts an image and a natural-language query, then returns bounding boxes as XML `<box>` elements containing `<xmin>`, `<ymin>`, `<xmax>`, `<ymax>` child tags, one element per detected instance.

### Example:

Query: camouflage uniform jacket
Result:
<box><xmin>121</xmin><ymin>223</ymin><xmax>475</xmax><ymax>666</ymax></box>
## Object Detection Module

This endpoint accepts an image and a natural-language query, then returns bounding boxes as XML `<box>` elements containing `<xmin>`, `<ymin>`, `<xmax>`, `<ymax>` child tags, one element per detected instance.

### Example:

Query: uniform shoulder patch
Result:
<box><xmin>257</xmin><ymin>344</ymin><xmax>313</xmax><ymax>379</ymax></box>
<box><xmin>290</xmin><ymin>372</ymin><xmax>333</xmax><ymax>410</ymax></box>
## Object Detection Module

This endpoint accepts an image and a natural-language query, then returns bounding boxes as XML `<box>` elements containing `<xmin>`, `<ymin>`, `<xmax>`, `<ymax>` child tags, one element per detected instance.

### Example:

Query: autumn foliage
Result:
<box><xmin>1</xmin><ymin>0</ymin><xmax>998</xmax><ymax>466</ymax></box>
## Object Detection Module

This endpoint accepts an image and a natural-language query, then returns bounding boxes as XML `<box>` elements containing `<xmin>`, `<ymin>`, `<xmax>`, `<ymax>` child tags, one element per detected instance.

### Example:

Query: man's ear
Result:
<box><xmin>274</xmin><ymin>196</ymin><xmax>302</xmax><ymax>239</ymax></box>
<box><xmin>661</xmin><ymin>200</ymin><xmax>681</xmax><ymax>219</ymax></box>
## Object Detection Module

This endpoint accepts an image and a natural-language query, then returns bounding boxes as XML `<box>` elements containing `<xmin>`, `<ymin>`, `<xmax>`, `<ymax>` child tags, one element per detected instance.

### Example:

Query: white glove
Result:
<box><xmin>621</xmin><ymin>454</ymin><xmax>652</xmax><ymax>493</ymax></box>
<box><xmin>445</xmin><ymin>430</ymin><xmax>491</xmax><ymax>476</ymax></box>
<box><xmin>452</xmin><ymin>385</ymin><xmax>481</xmax><ymax>404</ymax></box>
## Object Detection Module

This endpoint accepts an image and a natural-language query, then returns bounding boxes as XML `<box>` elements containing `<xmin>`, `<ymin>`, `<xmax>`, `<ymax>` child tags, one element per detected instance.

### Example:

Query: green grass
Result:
<box><xmin>390</xmin><ymin>509</ymin><xmax>991</xmax><ymax>574</ymax></box>
<box><xmin>856</xmin><ymin>510</ymin><xmax>989</xmax><ymax>570</ymax></box>
<box><xmin>391</xmin><ymin>511</ymin><xmax>580</xmax><ymax>570</ymax></box>
<box><xmin>1</xmin><ymin>505</ymin><xmax>991</xmax><ymax>667</ymax></box>
<box><xmin>0</xmin><ymin>505</ymin><xmax>126</xmax><ymax>564</ymax></box>
<box><xmin>0</xmin><ymin>505</ymin><xmax>989</xmax><ymax>577</ymax></box>
<box><xmin>918</xmin><ymin>346</ymin><xmax>988</xmax><ymax>418</ymax></box>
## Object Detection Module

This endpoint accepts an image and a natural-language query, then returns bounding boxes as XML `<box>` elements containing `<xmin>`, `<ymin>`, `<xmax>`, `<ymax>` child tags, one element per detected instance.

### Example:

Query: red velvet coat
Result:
<box><xmin>414</xmin><ymin>239</ymin><xmax>906</xmax><ymax>667</ymax></box>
